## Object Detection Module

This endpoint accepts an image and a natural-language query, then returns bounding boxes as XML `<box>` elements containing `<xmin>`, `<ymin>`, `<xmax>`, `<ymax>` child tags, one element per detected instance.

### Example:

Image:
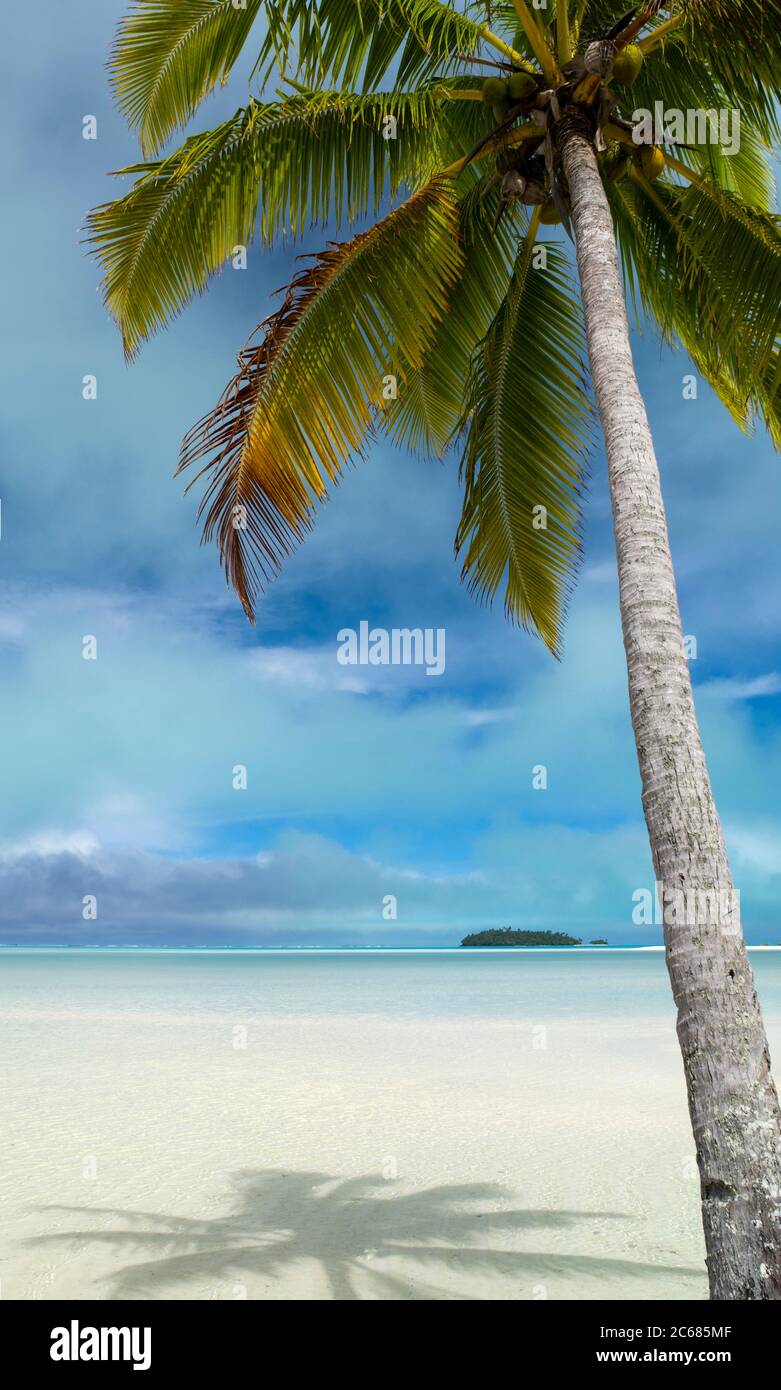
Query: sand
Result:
<box><xmin>0</xmin><ymin>994</ymin><xmax>728</xmax><ymax>1301</ymax></box>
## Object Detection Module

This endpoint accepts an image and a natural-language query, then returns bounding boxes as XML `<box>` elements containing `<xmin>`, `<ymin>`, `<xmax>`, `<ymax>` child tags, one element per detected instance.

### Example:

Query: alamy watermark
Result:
<box><xmin>337</xmin><ymin>621</ymin><xmax>446</xmax><ymax>677</ymax></box>
<box><xmin>632</xmin><ymin>881</ymin><xmax>741</xmax><ymax>933</ymax></box>
<box><xmin>632</xmin><ymin>103</ymin><xmax>740</xmax><ymax>156</ymax></box>
<box><xmin>50</xmin><ymin>1321</ymin><xmax>151</xmax><ymax>1372</ymax></box>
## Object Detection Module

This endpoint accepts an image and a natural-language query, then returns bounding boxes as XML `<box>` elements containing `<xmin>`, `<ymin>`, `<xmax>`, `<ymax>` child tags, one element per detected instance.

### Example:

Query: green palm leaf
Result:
<box><xmin>86</xmin><ymin>88</ymin><xmax>485</xmax><ymax>358</ymax></box>
<box><xmin>678</xmin><ymin>0</ymin><xmax>781</xmax><ymax>137</ymax></box>
<box><xmin>616</xmin><ymin>30</ymin><xmax>778</xmax><ymax>193</ymax></box>
<box><xmin>608</xmin><ymin>167</ymin><xmax>781</xmax><ymax>440</ymax></box>
<box><xmin>382</xmin><ymin>175</ymin><xmax>524</xmax><ymax>454</ymax></box>
<box><xmin>255</xmin><ymin>0</ymin><xmax>527</xmax><ymax>90</ymax></box>
<box><xmin>97</xmin><ymin>0</ymin><xmax>781</xmax><ymax>645</ymax></box>
<box><xmin>110</xmin><ymin>0</ymin><xmax>268</xmax><ymax>155</ymax></box>
<box><xmin>455</xmin><ymin>231</ymin><xmax>593</xmax><ymax>655</ymax></box>
<box><xmin>687</xmin><ymin>126</ymin><xmax>775</xmax><ymax>212</ymax></box>
<box><xmin>177</xmin><ymin>181</ymin><xmax>463</xmax><ymax>619</ymax></box>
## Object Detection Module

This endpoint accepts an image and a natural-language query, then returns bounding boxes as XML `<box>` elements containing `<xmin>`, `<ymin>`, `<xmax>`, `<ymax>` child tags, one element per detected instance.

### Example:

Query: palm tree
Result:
<box><xmin>88</xmin><ymin>0</ymin><xmax>781</xmax><ymax>1299</ymax></box>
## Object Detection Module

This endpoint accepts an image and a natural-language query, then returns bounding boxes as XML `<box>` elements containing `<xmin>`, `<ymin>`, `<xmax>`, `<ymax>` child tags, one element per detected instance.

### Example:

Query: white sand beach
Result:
<box><xmin>2</xmin><ymin>949</ymin><xmax>779</xmax><ymax>1302</ymax></box>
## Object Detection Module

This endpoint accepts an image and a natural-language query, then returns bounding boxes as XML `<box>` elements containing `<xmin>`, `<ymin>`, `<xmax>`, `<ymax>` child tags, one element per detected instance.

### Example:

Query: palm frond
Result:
<box><xmin>177</xmin><ymin>182</ymin><xmax>463</xmax><ymax>619</ymax></box>
<box><xmin>758</xmin><ymin>348</ymin><xmax>781</xmax><ymax>450</ymax></box>
<box><xmin>607</xmin><ymin>168</ymin><xmax>781</xmax><ymax>440</ymax></box>
<box><xmin>470</xmin><ymin>1</ymin><xmax>546</xmax><ymax>58</ymax></box>
<box><xmin>255</xmin><ymin>0</ymin><xmax>529</xmax><ymax>91</ymax></box>
<box><xmin>455</xmin><ymin>234</ymin><xmax>593</xmax><ymax>655</ymax></box>
<box><xmin>110</xmin><ymin>0</ymin><xmax>267</xmax><ymax>155</ymax></box>
<box><xmin>686</xmin><ymin>125</ymin><xmax>776</xmax><ymax>212</ymax></box>
<box><xmin>86</xmin><ymin>89</ymin><xmax>486</xmax><ymax>358</ymax></box>
<box><xmin>617</xmin><ymin>24</ymin><xmax>779</xmax><ymax>180</ymax></box>
<box><xmin>100</xmin><ymin>0</ymin><xmax>781</xmax><ymax>642</ymax></box>
<box><xmin>677</xmin><ymin>0</ymin><xmax>781</xmax><ymax>136</ymax></box>
<box><xmin>382</xmin><ymin>173</ymin><xmax>524</xmax><ymax>454</ymax></box>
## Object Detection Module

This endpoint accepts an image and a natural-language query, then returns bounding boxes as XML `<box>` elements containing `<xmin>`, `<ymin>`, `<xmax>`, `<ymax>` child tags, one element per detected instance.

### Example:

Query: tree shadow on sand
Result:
<box><xmin>28</xmin><ymin>1170</ymin><xmax>705</xmax><ymax>1300</ymax></box>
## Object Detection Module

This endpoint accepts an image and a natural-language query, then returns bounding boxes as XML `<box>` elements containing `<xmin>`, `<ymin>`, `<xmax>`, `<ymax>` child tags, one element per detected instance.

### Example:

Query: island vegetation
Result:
<box><xmin>590</xmin><ymin>938</ymin><xmax>609</xmax><ymax>945</ymax></box>
<box><xmin>461</xmin><ymin>929</ymin><xmax>582</xmax><ymax>948</ymax></box>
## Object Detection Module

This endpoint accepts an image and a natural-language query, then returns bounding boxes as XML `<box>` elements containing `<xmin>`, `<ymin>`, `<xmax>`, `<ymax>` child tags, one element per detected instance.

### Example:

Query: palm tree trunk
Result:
<box><xmin>558</xmin><ymin>119</ymin><xmax>781</xmax><ymax>1300</ymax></box>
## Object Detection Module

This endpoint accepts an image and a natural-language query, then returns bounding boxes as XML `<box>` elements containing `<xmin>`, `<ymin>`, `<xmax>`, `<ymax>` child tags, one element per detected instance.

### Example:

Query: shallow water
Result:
<box><xmin>5</xmin><ymin>944</ymin><xmax>779</xmax><ymax>1020</ymax></box>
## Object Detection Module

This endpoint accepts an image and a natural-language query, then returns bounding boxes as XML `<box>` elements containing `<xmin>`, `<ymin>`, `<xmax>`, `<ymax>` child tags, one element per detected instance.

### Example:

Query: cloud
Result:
<box><xmin>247</xmin><ymin>644</ymin><xmax>370</xmax><ymax>694</ymax></box>
<box><xmin>0</xmin><ymin>824</ymin><xmax>651</xmax><ymax>944</ymax></box>
<box><xmin>2</xmin><ymin>579</ymin><xmax>781</xmax><ymax>941</ymax></box>
<box><xmin>727</xmin><ymin>822</ymin><xmax>781</xmax><ymax>877</ymax></box>
<box><xmin>1</xmin><ymin>0</ymin><xmax>780</xmax><ymax>947</ymax></box>
<box><xmin>698</xmin><ymin>673</ymin><xmax>781</xmax><ymax>701</ymax></box>
<box><xmin>0</xmin><ymin>829</ymin><xmax>100</xmax><ymax>861</ymax></box>
<box><xmin>2</xmin><ymin>811</ymin><xmax>778</xmax><ymax>945</ymax></box>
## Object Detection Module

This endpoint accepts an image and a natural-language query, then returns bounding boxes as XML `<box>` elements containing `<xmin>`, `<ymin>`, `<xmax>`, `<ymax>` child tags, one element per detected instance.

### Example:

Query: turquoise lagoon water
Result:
<box><xmin>1</xmin><ymin>946</ymin><xmax>780</xmax><ymax>1022</ymax></box>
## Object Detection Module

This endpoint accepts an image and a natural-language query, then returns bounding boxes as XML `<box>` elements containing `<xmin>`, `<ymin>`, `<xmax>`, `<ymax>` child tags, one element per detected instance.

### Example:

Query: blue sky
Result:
<box><xmin>1</xmin><ymin>2</ymin><xmax>781</xmax><ymax>945</ymax></box>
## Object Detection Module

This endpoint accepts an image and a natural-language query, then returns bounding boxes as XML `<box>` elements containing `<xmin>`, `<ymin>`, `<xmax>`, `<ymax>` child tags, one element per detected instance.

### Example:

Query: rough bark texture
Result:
<box><xmin>559</xmin><ymin>120</ymin><xmax>781</xmax><ymax>1299</ymax></box>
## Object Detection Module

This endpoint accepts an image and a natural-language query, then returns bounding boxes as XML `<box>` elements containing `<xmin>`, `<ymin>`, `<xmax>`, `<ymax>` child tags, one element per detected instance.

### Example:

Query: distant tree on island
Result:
<box><xmin>461</xmin><ymin>929</ymin><xmax>581</xmax><ymax>948</ymax></box>
<box><xmin>590</xmin><ymin>938</ymin><xmax>609</xmax><ymax>945</ymax></box>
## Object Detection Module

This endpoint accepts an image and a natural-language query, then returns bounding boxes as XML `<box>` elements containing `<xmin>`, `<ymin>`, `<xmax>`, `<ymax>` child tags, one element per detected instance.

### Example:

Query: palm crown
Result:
<box><xmin>88</xmin><ymin>0</ymin><xmax>781</xmax><ymax>654</ymax></box>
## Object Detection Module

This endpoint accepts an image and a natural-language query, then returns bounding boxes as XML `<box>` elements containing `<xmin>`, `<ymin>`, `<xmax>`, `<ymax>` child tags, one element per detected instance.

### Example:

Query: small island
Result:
<box><xmin>590</xmin><ymin>938</ymin><xmax>609</xmax><ymax>945</ymax></box>
<box><xmin>461</xmin><ymin>929</ymin><xmax>582</xmax><ymax>948</ymax></box>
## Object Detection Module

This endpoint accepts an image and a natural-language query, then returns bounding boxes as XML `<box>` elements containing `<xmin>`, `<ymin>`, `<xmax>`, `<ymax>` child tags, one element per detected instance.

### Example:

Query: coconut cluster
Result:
<box><xmin>481</xmin><ymin>72</ymin><xmax>538</xmax><ymax>108</ymax></box>
<box><xmin>474</xmin><ymin>37</ymin><xmax>663</xmax><ymax>236</ymax></box>
<box><xmin>481</xmin><ymin>71</ymin><xmax>540</xmax><ymax>125</ymax></box>
<box><xmin>605</xmin><ymin>142</ymin><xmax>666</xmax><ymax>184</ymax></box>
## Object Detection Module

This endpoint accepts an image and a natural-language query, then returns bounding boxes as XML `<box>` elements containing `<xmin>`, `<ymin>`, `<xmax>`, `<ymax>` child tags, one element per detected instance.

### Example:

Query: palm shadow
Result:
<box><xmin>28</xmin><ymin>1169</ymin><xmax>705</xmax><ymax>1300</ymax></box>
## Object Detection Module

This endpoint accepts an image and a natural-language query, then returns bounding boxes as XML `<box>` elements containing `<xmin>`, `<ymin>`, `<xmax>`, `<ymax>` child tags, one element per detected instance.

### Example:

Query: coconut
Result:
<box><xmin>538</xmin><ymin>199</ymin><xmax>562</xmax><ymax>225</ymax></box>
<box><xmin>637</xmin><ymin>144</ymin><xmax>665</xmax><ymax>180</ymax></box>
<box><xmin>482</xmin><ymin>76</ymin><xmax>509</xmax><ymax>105</ymax></box>
<box><xmin>501</xmin><ymin>169</ymin><xmax>527</xmax><ymax>200</ymax></box>
<box><xmin>583</xmin><ymin>38</ymin><xmax>617</xmax><ymax>77</ymax></box>
<box><xmin>507</xmin><ymin>70</ymin><xmax>537</xmax><ymax>102</ymax></box>
<box><xmin>611</xmin><ymin>44</ymin><xmax>644</xmax><ymax>85</ymax></box>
